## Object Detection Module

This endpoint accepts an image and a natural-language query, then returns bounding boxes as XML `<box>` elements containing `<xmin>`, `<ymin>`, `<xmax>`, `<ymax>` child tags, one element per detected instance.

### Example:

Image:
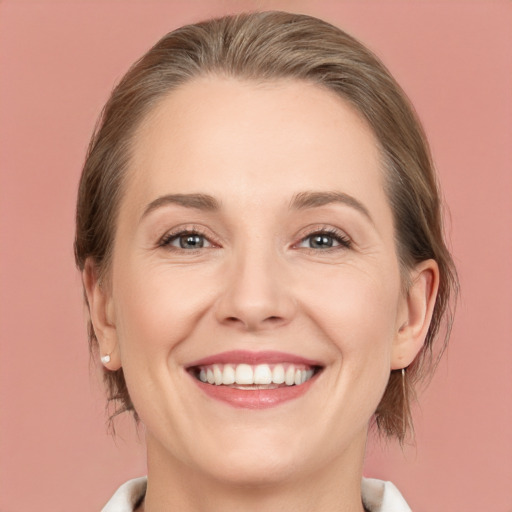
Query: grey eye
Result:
<box><xmin>162</xmin><ymin>232</ymin><xmax>212</xmax><ymax>250</ymax></box>
<box><xmin>176</xmin><ymin>234</ymin><xmax>207</xmax><ymax>249</ymax></box>
<box><xmin>296</xmin><ymin>230</ymin><xmax>351</xmax><ymax>250</ymax></box>
<box><xmin>308</xmin><ymin>234</ymin><xmax>335</xmax><ymax>249</ymax></box>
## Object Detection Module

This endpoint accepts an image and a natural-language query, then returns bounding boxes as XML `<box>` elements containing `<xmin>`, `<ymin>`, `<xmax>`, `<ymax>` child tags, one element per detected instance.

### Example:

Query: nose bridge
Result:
<box><xmin>215</xmin><ymin>235</ymin><xmax>294</xmax><ymax>330</ymax></box>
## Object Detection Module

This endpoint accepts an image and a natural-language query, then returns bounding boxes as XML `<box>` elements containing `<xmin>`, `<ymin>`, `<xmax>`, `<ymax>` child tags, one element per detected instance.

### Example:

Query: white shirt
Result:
<box><xmin>101</xmin><ymin>476</ymin><xmax>412</xmax><ymax>512</ymax></box>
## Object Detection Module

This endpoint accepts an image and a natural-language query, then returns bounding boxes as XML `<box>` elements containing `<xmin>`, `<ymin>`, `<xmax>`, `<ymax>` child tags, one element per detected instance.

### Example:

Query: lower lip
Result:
<box><xmin>190</xmin><ymin>376</ymin><xmax>318</xmax><ymax>409</ymax></box>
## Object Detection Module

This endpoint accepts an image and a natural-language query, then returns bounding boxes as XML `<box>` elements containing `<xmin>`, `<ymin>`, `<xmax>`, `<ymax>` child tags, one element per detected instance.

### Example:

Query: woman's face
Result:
<box><xmin>100</xmin><ymin>77</ymin><xmax>421</xmax><ymax>483</ymax></box>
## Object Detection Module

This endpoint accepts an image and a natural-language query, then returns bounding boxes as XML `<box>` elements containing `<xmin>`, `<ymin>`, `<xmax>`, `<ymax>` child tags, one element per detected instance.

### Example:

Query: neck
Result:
<box><xmin>141</xmin><ymin>430</ymin><xmax>368</xmax><ymax>512</ymax></box>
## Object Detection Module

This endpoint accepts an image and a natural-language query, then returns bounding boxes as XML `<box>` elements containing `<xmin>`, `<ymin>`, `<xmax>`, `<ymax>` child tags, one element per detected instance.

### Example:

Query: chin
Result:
<box><xmin>188</xmin><ymin>426</ymin><xmax>320</xmax><ymax>487</ymax></box>
<box><xmin>203</xmin><ymin>450</ymin><xmax>302</xmax><ymax>487</ymax></box>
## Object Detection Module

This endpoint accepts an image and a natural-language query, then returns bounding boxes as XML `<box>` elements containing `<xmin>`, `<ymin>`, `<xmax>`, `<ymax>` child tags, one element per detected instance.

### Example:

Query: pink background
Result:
<box><xmin>1</xmin><ymin>1</ymin><xmax>511</xmax><ymax>511</ymax></box>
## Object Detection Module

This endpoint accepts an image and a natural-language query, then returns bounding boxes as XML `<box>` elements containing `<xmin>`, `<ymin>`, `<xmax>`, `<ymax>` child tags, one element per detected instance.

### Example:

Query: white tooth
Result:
<box><xmin>301</xmin><ymin>370</ymin><xmax>308</xmax><ymax>384</ymax></box>
<box><xmin>285</xmin><ymin>365</ymin><xmax>296</xmax><ymax>385</ymax></box>
<box><xmin>294</xmin><ymin>369</ymin><xmax>302</xmax><ymax>385</ymax></box>
<box><xmin>272</xmin><ymin>364</ymin><xmax>285</xmax><ymax>384</ymax></box>
<box><xmin>213</xmin><ymin>364</ymin><xmax>223</xmax><ymax>385</ymax></box>
<box><xmin>222</xmin><ymin>364</ymin><xmax>235</xmax><ymax>385</ymax></box>
<box><xmin>235</xmin><ymin>364</ymin><xmax>254</xmax><ymax>385</ymax></box>
<box><xmin>206</xmin><ymin>368</ymin><xmax>215</xmax><ymax>384</ymax></box>
<box><xmin>254</xmin><ymin>364</ymin><xmax>272</xmax><ymax>385</ymax></box>
<box><xmin>199</xmin><ymin>369</ymin><xmax>207</xmax><ymax>382</ymax></box>
<box><xmin>306</xmin><ymin>369</ymin><xmax>314</xmax><ymax>381</ymax></box>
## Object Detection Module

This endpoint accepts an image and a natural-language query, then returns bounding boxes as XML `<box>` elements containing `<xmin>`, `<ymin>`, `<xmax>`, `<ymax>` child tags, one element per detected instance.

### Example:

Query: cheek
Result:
<box><xmin>299</xmin><ymin>261</ymin><xmax>402</xmax><ymax>399</ymax></box>
<box><xmin>111</xmin><ymin>258</ymin><xmax>217</xmax><ymax>364</ymax></box>
<box><xmin>109</xmin><ymin>259</ymin><xmax>221</xmax><ymax>435</ymax></box>
<box><xmin>303</xmin><ymin>263</ymin><xmax>400</xmax><ymax>344</ymax></box>
<box><xmin>279</xmin><ymin>263</ymin><xmax>403</xmax><ymax>446</ymax></box>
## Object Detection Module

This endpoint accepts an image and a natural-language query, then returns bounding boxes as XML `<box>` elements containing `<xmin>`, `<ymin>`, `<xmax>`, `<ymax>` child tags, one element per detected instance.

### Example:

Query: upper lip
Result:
<box><xmin>186</xmin><ymin>350</ymin><xmax>323</xmax><ymax>368</ymax></box>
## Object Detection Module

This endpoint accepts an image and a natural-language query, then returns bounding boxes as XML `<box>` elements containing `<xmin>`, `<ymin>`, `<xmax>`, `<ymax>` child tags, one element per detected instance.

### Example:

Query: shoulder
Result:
<box><xmin>101</xmin><ymin>477</ymin><xmax>147</xmax><ymax>512</ymax></box>
<box><xmin>361</xmin><ymin>477</ymin><xmax>412</xmax><ymax>512</ymax></box>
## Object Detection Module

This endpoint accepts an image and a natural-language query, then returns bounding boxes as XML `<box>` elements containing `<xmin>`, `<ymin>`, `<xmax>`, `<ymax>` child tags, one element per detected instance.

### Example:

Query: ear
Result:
<box><xmin>391</xmin><ymin>259</ymin><xmax>440</xmax><ymax>370</ymax></box>
<box><xmin>82</xmin><ymin>259</ymin><xmax>121</xmax><ymax>370</ymax></box>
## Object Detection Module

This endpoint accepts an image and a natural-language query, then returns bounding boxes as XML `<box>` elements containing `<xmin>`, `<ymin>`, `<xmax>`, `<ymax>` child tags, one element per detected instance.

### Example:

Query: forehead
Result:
<box><xmin>125</xmin><ymin>76</ymin><xmax>387</xmax><ymax>217</ymax></box>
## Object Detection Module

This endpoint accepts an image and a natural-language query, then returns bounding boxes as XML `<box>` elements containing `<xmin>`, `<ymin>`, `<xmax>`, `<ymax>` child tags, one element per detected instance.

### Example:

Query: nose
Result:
<box><xmin>214</xmin><ymin>247</ymin><xmax>296</xmax><ymax>332</ymax></box>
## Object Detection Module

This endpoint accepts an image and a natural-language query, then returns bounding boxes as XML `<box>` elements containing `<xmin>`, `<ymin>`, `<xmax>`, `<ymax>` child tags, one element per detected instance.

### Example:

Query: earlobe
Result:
<box><xmin>391</xmin><ymin>259</ymin><xmax>440</xmax><ymax>370</ymax></box>
<box><xmin>82</xmin><ymin>259</ymin><xmax>122</xmax><ymax>370</ymax></box>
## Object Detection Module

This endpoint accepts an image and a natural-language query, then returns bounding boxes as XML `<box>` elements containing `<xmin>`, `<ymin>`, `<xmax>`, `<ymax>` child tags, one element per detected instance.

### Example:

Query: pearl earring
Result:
<box><xmin>100</xmin><ymin>354</ymin><xmax>111</xmax><ymax>365</ymax></box>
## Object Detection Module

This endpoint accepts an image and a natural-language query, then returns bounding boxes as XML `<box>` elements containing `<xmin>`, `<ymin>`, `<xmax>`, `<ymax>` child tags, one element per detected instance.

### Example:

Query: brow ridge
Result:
<box><xmin>141</xmin><ymin>190</ymin><xmax>372</xmax><ymax>224</ymax></box>
<box><xmin>141</xmin><ymin>193</ymin><xmax>220</xmax><ymax>220</ymax></box>
<box><xmin>290</xmin><ymin>191</ymin><xmax>373</xmax><ymax>223</ymax></box>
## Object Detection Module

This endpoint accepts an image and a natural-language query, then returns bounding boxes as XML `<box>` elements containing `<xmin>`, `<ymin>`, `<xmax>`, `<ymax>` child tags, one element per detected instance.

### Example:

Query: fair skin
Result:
<box><xmin>84</xmin><ymin>77</ymin><xmax>439</xmax><ymax>512</ymax></box>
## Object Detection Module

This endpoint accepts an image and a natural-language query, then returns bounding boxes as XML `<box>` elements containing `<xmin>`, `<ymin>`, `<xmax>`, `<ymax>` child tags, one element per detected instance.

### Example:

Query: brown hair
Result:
<box><xmin>75</xmin><ymin>11</ymin><xmax>458</xmax><ymax>441</ymax></box>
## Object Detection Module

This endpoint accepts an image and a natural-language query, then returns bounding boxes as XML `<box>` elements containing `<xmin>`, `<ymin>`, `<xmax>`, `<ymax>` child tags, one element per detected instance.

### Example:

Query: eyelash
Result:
<box><xmin>296</xmin><ymin>227</ymin><xmax>352</xmax><ymax>251</ymax></box>
<box><xmin>158</xmin><ymin>226</ymin><xmax>352</xmax><ymax>252</ymax></box>
<box><xmin>159</xmin><ymin>226</ymin><xmax>215</xmax><ymax>252</ymax></box>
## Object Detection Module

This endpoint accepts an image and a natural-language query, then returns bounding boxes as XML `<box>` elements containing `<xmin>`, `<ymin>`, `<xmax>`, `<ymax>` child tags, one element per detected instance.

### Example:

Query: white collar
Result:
<box><xmin>102</xmin><ymin>476</ymin><xmax>411</xmax><ymax>512</ymax></box>
<box><xmin>361</xmin><ymin>477</ymin><xmax>412</xmax><ymax>512</ymax></box>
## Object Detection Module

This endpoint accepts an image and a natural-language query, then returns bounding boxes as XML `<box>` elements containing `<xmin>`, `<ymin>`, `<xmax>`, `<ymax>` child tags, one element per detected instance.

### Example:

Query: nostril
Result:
<box><xmin>261</xmin><ymin>316</ymin><xmax>288</xmax><ymax>328</ymax></box>
<box><xmin>221</xmin><ymin>314</ymin><xmax>286</xmax><ymax>330</ymax></box>
<box><xmin>224</xmin><ymin>316</ymin><xmax>248</xmax><ymax>327</ymax></box>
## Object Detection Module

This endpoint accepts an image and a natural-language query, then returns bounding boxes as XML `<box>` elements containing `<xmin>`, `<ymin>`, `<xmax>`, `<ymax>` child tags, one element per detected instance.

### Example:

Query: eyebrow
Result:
<box><xmin>141</xmin><ymin>193</ymin><xmax>220</xmax><ymax>220</ymax></box>
<box><xmin>290</xmin><ymin>191</ymin><xmax>374</xmax><ymax>224</ymax></box>
<box><xmin>141</xmin><ymin>190</ymin><xmax>373</xmax><ymax>224</ymax></box>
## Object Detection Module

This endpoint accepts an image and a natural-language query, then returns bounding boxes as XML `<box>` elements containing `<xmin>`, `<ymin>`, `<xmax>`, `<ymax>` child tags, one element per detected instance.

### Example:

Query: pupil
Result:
<box><xmin>180</xmin><ymin>235</ymin><xmax>203</xmax><ymax>249</ymax></box>
<box><xmin>311</xmin><ymin>235</ymin><xmax>333</xmax><ymax>248</ymax></box>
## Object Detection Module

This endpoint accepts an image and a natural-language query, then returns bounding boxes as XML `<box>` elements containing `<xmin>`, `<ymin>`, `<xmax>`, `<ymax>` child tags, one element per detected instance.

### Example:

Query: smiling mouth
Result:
<box><xmin>189</xmin><ymin>363</ymin><xmax>322</xmax><ymax>389</ymax></box>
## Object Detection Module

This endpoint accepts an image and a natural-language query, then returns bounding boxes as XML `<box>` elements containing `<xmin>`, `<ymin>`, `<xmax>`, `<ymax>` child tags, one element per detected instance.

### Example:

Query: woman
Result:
<box><xmin>75</xmin><ymin>11</ymin><xmax>457</xmax><ymax>512</ymax></box>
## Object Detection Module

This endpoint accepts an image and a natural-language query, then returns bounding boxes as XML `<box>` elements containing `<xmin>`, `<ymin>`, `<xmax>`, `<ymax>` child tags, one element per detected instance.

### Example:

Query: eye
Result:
<box><xmin>160</xmin><ymin>230</ymin><xmax>213</xmax><ymax>250</ymax></box>
<box><xmin>297</xmin><ymin>230</ymin><xmax>351</xmax><ymax>250</ymax></box>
